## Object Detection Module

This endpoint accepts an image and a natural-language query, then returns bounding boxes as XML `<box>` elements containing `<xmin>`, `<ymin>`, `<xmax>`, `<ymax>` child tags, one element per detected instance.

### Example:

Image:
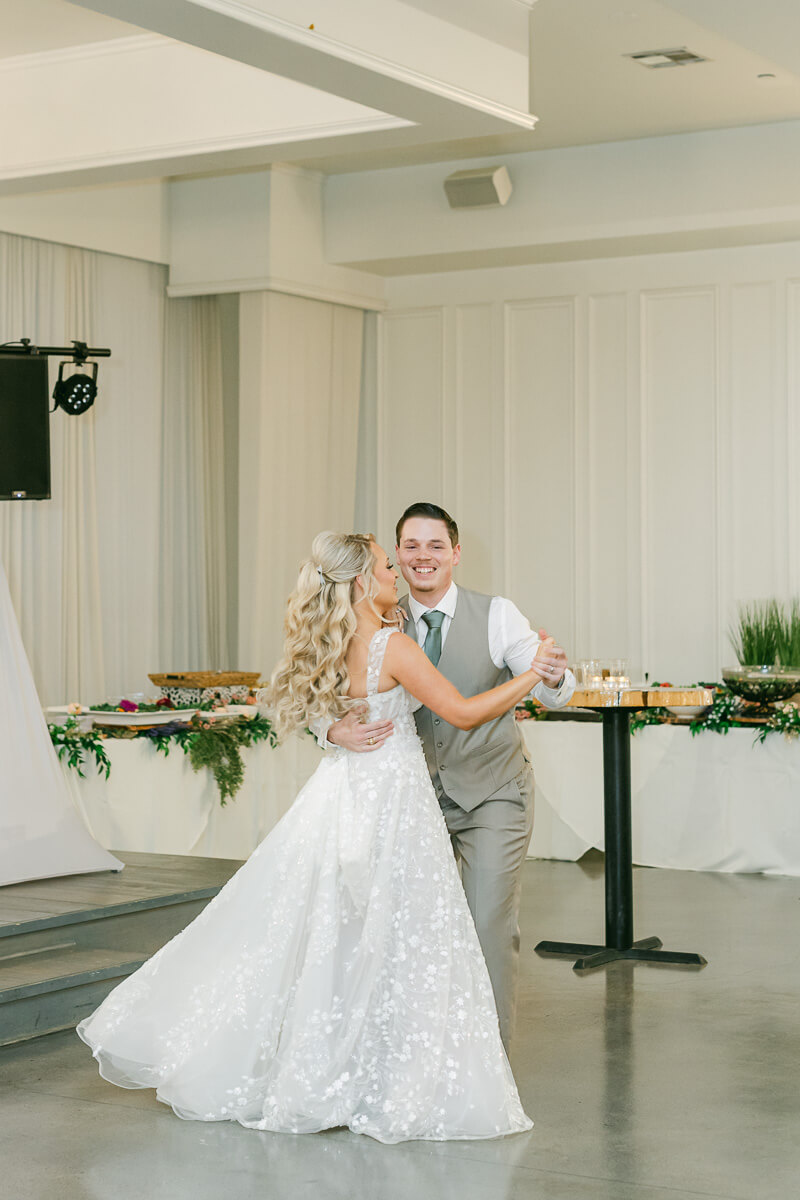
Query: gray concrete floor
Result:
<box><xmin>1</xmin><ymin>854</ymin><xmax>798</xmax><ymax>1200</ymax></box>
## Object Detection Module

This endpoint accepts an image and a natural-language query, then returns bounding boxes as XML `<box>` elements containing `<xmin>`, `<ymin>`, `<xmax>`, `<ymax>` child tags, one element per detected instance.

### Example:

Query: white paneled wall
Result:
<box><xmin>504</xmin><ymin>299</ymin><xmax>576</xmax><ymax>652</ymax></box>
<box><xmin>641</xmin><ymin>288</ymin><xmax>718</xmax><ymax>681</ymax></box>
<box><xmin>376</xmin><ymin>245</ymin><xmax>800</xmax><ymax>682</ymax></box>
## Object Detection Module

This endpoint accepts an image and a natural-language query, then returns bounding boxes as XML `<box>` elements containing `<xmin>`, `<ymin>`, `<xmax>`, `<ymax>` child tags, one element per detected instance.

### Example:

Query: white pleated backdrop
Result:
<box><xmin>1</xmin><ymin>234</ymin><xmax>367</xmax><ymax>707</ymax></box>
<box><xmin>0</xmin><ymin>232</ymin><xmax>228</xmax><ymax>706</ymax></box>
<box><xmin>238</xmin><ymin>291</ymin><xmax>364</xmax><ymax>678</ymax></box>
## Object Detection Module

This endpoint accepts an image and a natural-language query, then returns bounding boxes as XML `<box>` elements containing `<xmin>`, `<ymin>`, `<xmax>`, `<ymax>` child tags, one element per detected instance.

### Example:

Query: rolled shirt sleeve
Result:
<box><xmin>489</xmin><ymin>596</ymin><xmax>575</xmax><ymax>708</ymax></box>
<box><xmin>309</xmin><ymin>716</ymin><xmax>333</xmax><ymax>749</ymax></box>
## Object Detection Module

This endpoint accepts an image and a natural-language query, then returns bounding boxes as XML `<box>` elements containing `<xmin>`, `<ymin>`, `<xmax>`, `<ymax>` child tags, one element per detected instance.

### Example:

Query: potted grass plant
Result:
<box><xmin>725</xmin><ymin>600</ymin><xmax>800</xmax><ymax>709</ymax></box>
<box><xmin>729</xmin><ymin>600</ymin><xmax>780</xmax><ymax>668</ymax></box>
<box><xmin>776</xmin><ymin>599</ymin><xmax>800</xmax><ymax>669</ymax></box>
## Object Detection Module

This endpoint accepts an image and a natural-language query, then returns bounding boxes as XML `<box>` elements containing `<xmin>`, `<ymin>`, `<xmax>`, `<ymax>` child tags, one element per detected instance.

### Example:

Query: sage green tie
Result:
<box><xmin>421</xmin><ymin>609</ymin><xmax>446</xmax><ymax>667</ymax></box>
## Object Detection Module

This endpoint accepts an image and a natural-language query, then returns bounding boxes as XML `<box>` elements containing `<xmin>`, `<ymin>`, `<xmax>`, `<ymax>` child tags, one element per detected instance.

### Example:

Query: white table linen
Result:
<box><xmin>522</xmin><ymin>720</ymin><xmax>800</xmax><ymax>876</ymax></box>
<box><xmin>65</xmin><ymin>735</ymin><xmax>321</xmax><ymax>861</ymax></box>
<box><xmin>62</xmin><ymin>720</ymin><xmax>800</xmax><ymax>878</ymax></box>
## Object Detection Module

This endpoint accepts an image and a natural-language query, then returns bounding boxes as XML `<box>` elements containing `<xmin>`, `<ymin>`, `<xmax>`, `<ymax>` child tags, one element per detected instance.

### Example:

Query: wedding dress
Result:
<box><xmin>78</xmin><ymin>629</ymin><xmax>532</xmax><ymax>1143</ymax></box>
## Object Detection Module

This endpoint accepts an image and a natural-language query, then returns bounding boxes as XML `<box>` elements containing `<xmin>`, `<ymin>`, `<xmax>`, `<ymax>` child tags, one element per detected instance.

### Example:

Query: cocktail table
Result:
<box><xmin>535</xmin><ymin>686</ymin><xmax>713</xmax><ymax>971</ymax></box>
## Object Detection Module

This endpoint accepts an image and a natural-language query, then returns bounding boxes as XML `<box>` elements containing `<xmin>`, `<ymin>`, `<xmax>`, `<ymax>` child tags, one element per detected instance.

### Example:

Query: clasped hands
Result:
<box><xmin>532</xmin><ymin>628</ymin><xmax>567</xmax><ymax>688</ymax></box>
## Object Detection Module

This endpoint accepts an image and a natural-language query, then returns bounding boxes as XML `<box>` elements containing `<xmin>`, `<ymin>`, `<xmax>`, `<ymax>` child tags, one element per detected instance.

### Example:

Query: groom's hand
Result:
<box><xmin>535</xmin><ymin>629</ymin><xmax>568</xmax><ymax>687</ymax></box>
<box><xmin>327</xmin><ymin>706</ymin><xmax>394</xmax><ymax>752</ymax></box>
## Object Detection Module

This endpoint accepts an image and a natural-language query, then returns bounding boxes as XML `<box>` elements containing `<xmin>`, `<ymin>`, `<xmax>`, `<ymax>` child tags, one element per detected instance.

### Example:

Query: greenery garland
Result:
<box><xmin>754</xmin><ymin>702</ymin><xmax>800</xmax><ymax>744</ymax></box>
<box><xmin>48</xmin><ymin>713</ymin><xmax>278</xmax><ymax>805</ymax></box>
<box><xmin>50</xmin><ymin>686</ymin><xmax>800</xmax><ymax>805</ymax></box>
<box><xmin>628</xmin><ymin>685</ymin><xmax>800</xmax><ymax>744</ymax></box>
<box><xmin>149</xmin><ymin>714</ymin><xmax>278</xmax><ymax>805</ymax></box>
<box><xmin>522</xmin><ymin>683</ymin><xmax>800</xmax><ymax>746</ymax></box>
<box><xmin>49</xmin><ymin>717</ymin><xmax>112</xmax><ymax>779</ymax></box>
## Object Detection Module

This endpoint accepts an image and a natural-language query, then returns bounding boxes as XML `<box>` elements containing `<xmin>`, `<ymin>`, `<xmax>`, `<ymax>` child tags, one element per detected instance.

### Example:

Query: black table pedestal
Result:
<box><xmin>535</xmin><ymin>707</ymin><xmax>707</xmax><ymax>973</ymax></box>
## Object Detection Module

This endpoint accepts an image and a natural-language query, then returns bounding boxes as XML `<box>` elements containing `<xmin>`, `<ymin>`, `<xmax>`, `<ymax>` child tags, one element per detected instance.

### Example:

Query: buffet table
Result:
<box><xmin>522</xmin><ymin>719</ymin><xmax>800</xmax><ymax>876</ymax></box>
<box><xmin>64</xmin><ymin>736</ymin><xmax>321</xmax><ymax>861</ymax></box>
<box><xmin>62</xmin><ymin>720</ymin><xmax>800</xmax><ymax>878</ymax></box>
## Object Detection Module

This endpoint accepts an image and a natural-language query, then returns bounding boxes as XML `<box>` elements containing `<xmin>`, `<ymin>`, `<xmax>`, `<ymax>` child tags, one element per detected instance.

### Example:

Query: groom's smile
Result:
<box><xmin>408</xmin><ymin>564</ymin><xmax>438</xmax><ymax>588</ymax></box>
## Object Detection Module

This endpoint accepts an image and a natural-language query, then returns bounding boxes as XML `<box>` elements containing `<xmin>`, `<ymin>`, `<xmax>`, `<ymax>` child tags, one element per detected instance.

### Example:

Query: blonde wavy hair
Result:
<box><xmin>266</xmin><ymin>531</ymin><xmax>382</xmax><ymax>742</ymax></box>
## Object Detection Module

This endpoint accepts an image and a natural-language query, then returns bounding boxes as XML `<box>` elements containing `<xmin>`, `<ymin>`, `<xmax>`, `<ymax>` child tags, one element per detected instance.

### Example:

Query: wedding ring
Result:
<box><xmin>368</xmin><ymin>737</ymin><xmax>375</xmax><ymax>745</ymax></box>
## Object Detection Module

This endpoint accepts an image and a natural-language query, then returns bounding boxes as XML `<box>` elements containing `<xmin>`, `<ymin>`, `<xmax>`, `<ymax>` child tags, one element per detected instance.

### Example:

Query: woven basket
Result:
<box><xmin>148</xmin><ymin>671</ymin><xmax>261</xmax><ymax>688</ymax></box>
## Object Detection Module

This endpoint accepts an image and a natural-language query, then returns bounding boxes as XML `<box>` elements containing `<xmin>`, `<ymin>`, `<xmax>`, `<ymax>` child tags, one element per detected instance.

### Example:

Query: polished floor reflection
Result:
<box><xmin>1</xmin><ymin>855</ymin><xmax>798</xmax><ymax>1200</ymax></box>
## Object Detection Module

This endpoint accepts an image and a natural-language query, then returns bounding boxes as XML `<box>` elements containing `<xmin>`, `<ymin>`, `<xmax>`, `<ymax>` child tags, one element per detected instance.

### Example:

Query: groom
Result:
<box><xmin>326</xmin><ymin>502</ymin><xmax>575</xmax><ymax>1047</ymax></box>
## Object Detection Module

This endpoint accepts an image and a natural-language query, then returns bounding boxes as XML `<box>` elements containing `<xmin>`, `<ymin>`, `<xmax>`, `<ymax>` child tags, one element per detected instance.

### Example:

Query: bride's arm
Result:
<box><xmin>383</xmin><ymin>632</ymin><xmax>545</xmax><ymax>731</ymax></box>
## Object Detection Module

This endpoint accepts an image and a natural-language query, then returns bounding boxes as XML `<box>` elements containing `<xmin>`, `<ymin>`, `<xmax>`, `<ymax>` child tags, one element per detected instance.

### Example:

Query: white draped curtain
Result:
<box><xmin>0</xmin><ymin>234</ymin><xmax>125</xmax><ymax>706</ymax></box>
<box><xmin>238</xmin><ymin>291</ymin><xmax>365</xmax><ymax>677</ymax></box>
<box><xmin>159</xmin><ymin>296</ymin><xmax>230</xmax><ymax>670</ymax></box>
<box><xmin>0</xmin><ymin>231</ymin><xmax>228</xmax><ymax>706</ymax></box>
<box><xmin>1</xmin><ymin>231</ymin><xmax>365</xmax><ymax>705</ymax></box>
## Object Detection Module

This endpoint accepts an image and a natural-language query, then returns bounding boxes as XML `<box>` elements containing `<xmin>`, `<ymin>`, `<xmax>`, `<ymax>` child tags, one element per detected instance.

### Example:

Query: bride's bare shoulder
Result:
<box><xmin>384</xmin><ymin>628</ymin><xmax>423</xmax><ymax>663</ymax></box>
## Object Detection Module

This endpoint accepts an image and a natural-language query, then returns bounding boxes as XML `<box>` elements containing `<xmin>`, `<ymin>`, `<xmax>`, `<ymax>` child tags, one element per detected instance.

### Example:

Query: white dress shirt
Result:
<box><xmin>406</xmin><ymin>583</ymin><xmax>575</xmax><ymax>708</ymax></box>
<box><xmin>315</xmin><ymin>583</ymin><xmax>575</xmax><ymax>746</ymax></box>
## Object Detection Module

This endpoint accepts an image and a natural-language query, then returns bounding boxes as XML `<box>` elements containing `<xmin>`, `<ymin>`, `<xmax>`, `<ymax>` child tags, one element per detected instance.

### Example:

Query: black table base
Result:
<box><xmin>535</xmin><ymin>707</ymin><xmax>707</xmax><ymax>973</ymax></box>
<box><xmin>535</xmin><ymin>935</ymin><xmax>706</xmax><ymax>971</ymax></box>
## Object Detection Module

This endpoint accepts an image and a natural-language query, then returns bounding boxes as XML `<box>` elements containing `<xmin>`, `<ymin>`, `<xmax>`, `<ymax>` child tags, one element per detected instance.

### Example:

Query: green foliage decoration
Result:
<box><xmin>186</xmin><ymin>724</ymin><xmax>246</xmax><ymax>804</ymax></box>
<box><xmin>48</xmin><ymin>716</ymin><xmax>111</xmax><ymax>779</ymax></box>
<box><xmin>628</xmin><ymin>685</ymin><xmax>800</xmax><ymax>745</ymax></box>
<box><xmin>48</xmin><ymin>713</ymin><xmax>279</xmax><ymax>805</ymax></box>
<box><xmin>755</xmin><ymin>702</ymin><xmax>800</xmax><ymax>744</ymax></box>
<box><xmin>688</xmin><ymin>687</ymin><xmax>741</xmax><ymax>736</ymax></box>
<box><xmin>155</xmin><ymin>713</ymin><xmax>278</xmax><ymax>805</ymax></box>
<box><xmin>629</xmin><ymin>707</ymin><xmax>671</xmax><ymax>733</ymax></box>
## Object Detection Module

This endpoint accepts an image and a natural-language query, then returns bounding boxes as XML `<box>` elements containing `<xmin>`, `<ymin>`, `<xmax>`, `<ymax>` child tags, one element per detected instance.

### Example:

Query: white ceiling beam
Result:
<box><xmin>0</xmin><ymin>35</ymin><xmax>413</xmax><ymax>191</ymax></box>
<box><xmin>70</xmin><ymin>0</ymin><xmax>535</xmax><ymax>132</ymax></box>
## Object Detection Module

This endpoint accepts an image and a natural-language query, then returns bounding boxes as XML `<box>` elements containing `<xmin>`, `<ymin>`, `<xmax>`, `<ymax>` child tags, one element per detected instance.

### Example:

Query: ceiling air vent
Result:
<box><xmin>626</xmin><ymin>47</ymin><xmax>708</xmax><ymax>69</ymax></box>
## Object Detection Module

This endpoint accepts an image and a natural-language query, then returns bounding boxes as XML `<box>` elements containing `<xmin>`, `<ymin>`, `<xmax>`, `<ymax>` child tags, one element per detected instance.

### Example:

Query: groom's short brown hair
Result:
<box><xmin>396</xmin><ymin>502</ymin><xmax>459</xmax><ymax>548</ymax></box>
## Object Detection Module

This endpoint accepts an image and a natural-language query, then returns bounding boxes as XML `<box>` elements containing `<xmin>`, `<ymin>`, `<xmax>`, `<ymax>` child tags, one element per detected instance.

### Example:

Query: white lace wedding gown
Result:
<box><xmin>77</xmin><ymin>629</ymin><xmax>532</xmax><ymax>1143</ymax></box>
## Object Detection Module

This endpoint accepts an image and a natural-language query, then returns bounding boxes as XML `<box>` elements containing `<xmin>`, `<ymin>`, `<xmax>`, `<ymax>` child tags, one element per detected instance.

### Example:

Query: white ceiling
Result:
<box><xmin>397</xmin><ymin>0</ymin><xmax>533</xmax><ymax>55</ymax></box>
<box><xmin>300</xmin><ymin>0</ymin><xmax>800</xmax><ymax>171</ymax></box>
<box><xmin>529</xmin><ymin>0</ymin><xmax>800</xmax><ymax>150</ymax></box>
<box><xmin>0</xmin><ymin>0</ymin><xmax>142</xmax><ymax>57</ymax></box>
<box><xmin>2</xmin><ymin>0</ymin><xmax>800</xmax><ymax>186</ymax></box>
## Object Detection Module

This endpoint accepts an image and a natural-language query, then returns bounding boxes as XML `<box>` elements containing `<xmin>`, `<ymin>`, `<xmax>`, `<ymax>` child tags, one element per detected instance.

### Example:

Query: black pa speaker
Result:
<box><xmin>0</xmin><ymin>355</ymin><xmax>51</xmax><ymax>500</ymax></box>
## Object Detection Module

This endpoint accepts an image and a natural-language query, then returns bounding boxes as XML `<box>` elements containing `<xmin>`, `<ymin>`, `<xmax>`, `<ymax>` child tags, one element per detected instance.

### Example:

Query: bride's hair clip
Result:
<box><xmin>316</xmin><ymin>565</ymin><xmax>326</xmax><ymax>587</ymax></box>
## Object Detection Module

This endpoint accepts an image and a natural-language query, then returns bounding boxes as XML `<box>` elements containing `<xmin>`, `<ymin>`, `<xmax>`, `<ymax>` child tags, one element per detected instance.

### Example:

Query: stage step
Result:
<box><xmin>0</xmin><ymin>946</ymin><xmax>148</xmax><ymax>1045</ymax></box>
<box><xmin>0</xmin><ymin>851</ymin><xmax>240</xmax><ymax>1047</ymax></box>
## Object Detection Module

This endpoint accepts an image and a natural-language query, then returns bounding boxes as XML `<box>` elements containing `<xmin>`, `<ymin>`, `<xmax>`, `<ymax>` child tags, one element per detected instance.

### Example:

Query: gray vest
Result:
<box><xmin>402</xmin><ymin>587</ymin><xmax>530</xmax><ymax>812</ymax></box>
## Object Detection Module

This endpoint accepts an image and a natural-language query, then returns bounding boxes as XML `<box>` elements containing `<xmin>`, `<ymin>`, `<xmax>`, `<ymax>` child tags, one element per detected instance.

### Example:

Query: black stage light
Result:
<box><xmin>53</xmin><ymin>359</ymin><xmax>98</xmax><ymax>415</ymax></box>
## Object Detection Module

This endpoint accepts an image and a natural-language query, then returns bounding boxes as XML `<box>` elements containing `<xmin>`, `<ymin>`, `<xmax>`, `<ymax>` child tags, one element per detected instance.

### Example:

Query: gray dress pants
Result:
<box><xmin>439</xmin><ymin>766</ymin><xmax>534</xmax><ymax>1050</ymax></box>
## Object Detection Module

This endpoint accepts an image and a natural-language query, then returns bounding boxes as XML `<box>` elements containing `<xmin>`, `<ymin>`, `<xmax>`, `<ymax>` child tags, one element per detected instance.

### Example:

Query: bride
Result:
<box><xmin>78</xmin><ymin>532</ymin><xmax>546</xmax><ymax>1143</ymax></box>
